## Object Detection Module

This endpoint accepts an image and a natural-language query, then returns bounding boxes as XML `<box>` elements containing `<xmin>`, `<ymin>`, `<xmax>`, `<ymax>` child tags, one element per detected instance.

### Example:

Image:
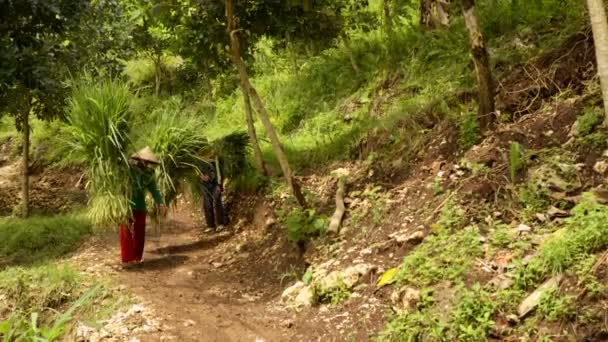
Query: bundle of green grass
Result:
<box><xmin>64</xmin><ymin>78</ymin><xmax>134</xmax><ymax>227</ymax></box>
<box><xmin>64</xmin><ymin>78</ymin><xmax>250</xmax><ymax>228</ymax></box>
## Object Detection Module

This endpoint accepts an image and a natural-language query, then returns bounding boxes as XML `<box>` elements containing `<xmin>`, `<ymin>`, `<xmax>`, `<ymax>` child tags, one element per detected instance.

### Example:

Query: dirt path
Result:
<box><xmin>72</xmin><ymin>205</ymin><xmax>307</xmax><ymax>342</ymax></box>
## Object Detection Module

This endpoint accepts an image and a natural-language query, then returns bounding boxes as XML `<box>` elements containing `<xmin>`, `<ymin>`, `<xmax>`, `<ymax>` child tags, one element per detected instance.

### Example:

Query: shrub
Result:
<box><xmin>280</xmin><ymin>207</ymin><xmax>327</xmax><ymax>244</ymax></box>
<box><xmin>0</xmin><ymin>214</ymin><xmax>92</xmax><ymax>265</ymax></box>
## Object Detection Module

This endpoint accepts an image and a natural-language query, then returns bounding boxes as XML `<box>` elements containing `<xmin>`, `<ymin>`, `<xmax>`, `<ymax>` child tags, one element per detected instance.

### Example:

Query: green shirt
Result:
<box><xmin>130</xmin><ymin>168</ymin><xmax>163</xmax><ymax>212</ymax></box>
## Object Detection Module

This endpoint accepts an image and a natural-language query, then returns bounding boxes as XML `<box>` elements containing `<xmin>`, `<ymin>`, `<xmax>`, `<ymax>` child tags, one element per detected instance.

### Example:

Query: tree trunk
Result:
<box><xmin>461</xmin><ymin>0</ymin><xmax>495</xmax><ymax>130</ymax></box>
<box><xmin>342</xmin><ymin>33</ymin><xmax>360</xmax><ymax>74</ymax></box>
<box><xmin>242</xmin><ymin>85</ymin><xmax>267</xmax><ymax>175</ymax></box>
<box><xmin>587</xmin><ymin>0</ymin><xmax>608</xmax><ymax>125</ymax></box>
<box><xmin>383</xmin><ymin>0</ymin><xmax>393</xmax><ymax>36</ymax></box>
<box><xmin>21</xmin><ymin>107</ymin><xmax>30</xmax><ymax>218</ymax></box>
<box><xmin>225</xmin><ymin>0</ymin><xmax>306</xmax><ymax>206</ymax></box>
<box><xmin>436</xmin><ymin>0</ymin><xmax>450</xmax><ymax>27</ymax></box>
<box><xmin>302</xmin><ymin>0</ymin><xmax>313</xmax><ymax>12</ymax></box>
<box><xmin>420</xmin><ymin>0</ymin><xmax>434</xmax><ymax>28</ymax></box>
<box><xmin>154</xmin><ymin>52</ymin><xmax>162</xmax><ymax>97</ymax></box>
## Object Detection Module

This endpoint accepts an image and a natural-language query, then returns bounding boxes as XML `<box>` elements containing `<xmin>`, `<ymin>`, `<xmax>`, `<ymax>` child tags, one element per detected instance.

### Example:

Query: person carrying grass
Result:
<box><xmin>199</xmin><ymin>158</ymin><xmax>228</xmax><ymax>231</ymax></box>
<box><xmin>120</xmin><ymin>147</ymin><xmax>166</xmax><ymax>265</ymax></box>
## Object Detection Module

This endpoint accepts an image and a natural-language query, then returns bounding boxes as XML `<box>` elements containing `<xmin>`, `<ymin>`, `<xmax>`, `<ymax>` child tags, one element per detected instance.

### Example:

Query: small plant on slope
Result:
<box><xmin>450</xmin><ymin>284</ymin><xmax>495</xmax><ymax>342</ymax></box>
<box><xmin>509</xmin><ymin>141</ymin><xmax>524</xmax><ymax>183</ymax></box>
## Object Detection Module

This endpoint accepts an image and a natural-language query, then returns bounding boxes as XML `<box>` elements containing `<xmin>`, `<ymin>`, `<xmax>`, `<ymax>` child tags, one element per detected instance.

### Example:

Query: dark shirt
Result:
<box><xmin>199</xmin><ymin>160</ymin><xmax>219</xmax><ymax>193</ymax></box>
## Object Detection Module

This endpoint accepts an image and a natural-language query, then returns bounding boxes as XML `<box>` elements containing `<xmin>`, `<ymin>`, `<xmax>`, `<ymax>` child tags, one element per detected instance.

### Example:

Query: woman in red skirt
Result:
<box><xmin>120</xmin><ymin>147</ymin><xmax>166</xmax><ymax>265</ymax></box>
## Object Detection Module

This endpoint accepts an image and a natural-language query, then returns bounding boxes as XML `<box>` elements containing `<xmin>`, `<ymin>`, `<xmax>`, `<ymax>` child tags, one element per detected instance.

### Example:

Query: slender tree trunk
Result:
<box><xmin>225</xmin><ymin>0</ymin><xmax>306</xmax><ymax>206</ymax></box>
<box><xmin>302</xmin><ymin>0</ymin><xmax>313</xmax><ymax>12</ymax></box>
<box><xmin>436</xmin><ymin>0</ymin><xmax>450</xmax><ymax>27</ymax></box>
<box><xmin>342</xmin><ymin>33</ymin><xmax>360</xmax><ymax>74</ymax></box>
<box><xmin>287</xmin><ymin>33</ymin><xmax>299</xmax><ymax>76</ymax></box>
<box><xmin>587</xmin><ymin>0</ymin><xmax>608</xmax><ymax>125</ymax></box>
<box><xmin>461</xmin><ymin>0</ymin><xmax>495</xmax><ymax>130</ymax></box>
<box><xmin>242</xmin><ymin>85</ymin><xmax>267</xmax><ymax>175</ymax></box>
<box><xmin>420</xmin><ymin>0</ymin><xmax>434</xmax><ymax>28</ymax></box>
<box><xmin>154</xmin><ymin>52</ymin><xmax>162</xmax><ymax>97</ymax></box>
<box><xmin>383</xmin><ymin>0</ymin><xmax>393</xmax><ymax>36</ymax></box>
<box><xmin>21</xmin><ymin>104</ymin><xmax>30</xmax><ymax>218</ymax></box>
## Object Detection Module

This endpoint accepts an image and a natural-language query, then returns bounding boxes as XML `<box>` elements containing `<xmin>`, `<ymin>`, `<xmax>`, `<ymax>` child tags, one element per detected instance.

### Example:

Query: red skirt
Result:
<box><xmin>119</xmin><ymin>211</ymin><xmax>147</xmax><ymax>263</ymax></box>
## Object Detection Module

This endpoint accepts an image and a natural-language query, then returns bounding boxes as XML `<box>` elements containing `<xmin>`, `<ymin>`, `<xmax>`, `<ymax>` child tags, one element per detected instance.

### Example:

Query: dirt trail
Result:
<box><xmin>72</xmin><ymin>205</ymin><xmax>306</xmax><ymax>342</ymax></box>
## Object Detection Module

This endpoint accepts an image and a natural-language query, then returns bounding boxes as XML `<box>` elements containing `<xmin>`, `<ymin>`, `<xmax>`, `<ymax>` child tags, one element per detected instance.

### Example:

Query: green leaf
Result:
<box><xmin>302</xmin><ymin>271</ymin><xmax>313</xmax><ymax>285</ymax></box>
<box><xmin>376</xmin><ymin>268</ymin><xmax>399</xmax><ymax>288</ymax></box>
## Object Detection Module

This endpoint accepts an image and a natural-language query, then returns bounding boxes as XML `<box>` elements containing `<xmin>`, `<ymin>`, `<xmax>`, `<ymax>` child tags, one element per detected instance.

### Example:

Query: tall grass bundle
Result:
<box><xmin>210</xmin><ymin>131</ymin><xmax>250</xmax><ymax>182</ymax></box>
<box><xmin>144</xmin><ymin>106</ymin><xmax>209</xmax><ymax>206</ymax></box>
<box><xmin>64</xmin><ymin>77</ymin><xmax>134</xmax><ymax>227</ymax></box>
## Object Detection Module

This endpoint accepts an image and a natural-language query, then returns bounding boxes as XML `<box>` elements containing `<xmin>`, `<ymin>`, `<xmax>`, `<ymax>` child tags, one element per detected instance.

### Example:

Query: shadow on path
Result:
<box><xmin>125</xmin><ymin>255</ymin><xmax>190</xmax><ymax>272</ymax></box>
<box><xmin>149</xmin><ymin>233</ymin><xmax>233</xmax><ymax>255</ymax></box>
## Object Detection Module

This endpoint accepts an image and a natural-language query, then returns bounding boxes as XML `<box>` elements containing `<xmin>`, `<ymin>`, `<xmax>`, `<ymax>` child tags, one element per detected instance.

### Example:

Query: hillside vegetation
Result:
<box><xmin>2</xmin><ymin>0</ymin><xmax>608</xmax><ymax>340</ymax></box>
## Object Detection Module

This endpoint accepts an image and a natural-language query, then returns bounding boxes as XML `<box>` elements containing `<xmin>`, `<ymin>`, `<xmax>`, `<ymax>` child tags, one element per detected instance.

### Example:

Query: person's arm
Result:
<box><xmin>148</xmin><ymin>178</ymin><xmax>167</xmax><ymax>217</ymax></box>
<box><xmin>147</xmin><ymin>178</ymin><xmax>164</xmax><ymax>205</ymax></box>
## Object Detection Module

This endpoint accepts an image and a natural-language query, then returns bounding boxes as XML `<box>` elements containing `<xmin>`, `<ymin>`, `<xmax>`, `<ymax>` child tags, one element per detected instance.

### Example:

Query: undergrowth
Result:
<box><xmin>396</xmin><ymin>223</ymin><xmax>482</xmax><ymax>287</ymax></box>
<box><xmin>0</xmin><ymin>213</ymin><xmax>92</xmax><ymax>265</ymax></box>
<box><xmin>514</xmin><ymin>193</ymin><xmax>608</xmax><ymax>289</ymax></box>
<box><xmin>0</xmin><ymin>264</ymin><xmax>122</xmax><ymax>341</ymax></box>
<box><xmin>278</xmin><ymin>207</ymin><xmax>327</xmax><ymax>244</ymax></box>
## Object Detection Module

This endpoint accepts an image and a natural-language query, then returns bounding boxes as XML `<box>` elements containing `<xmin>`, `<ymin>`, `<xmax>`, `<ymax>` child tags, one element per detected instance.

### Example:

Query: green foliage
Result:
<box><xmin>396</xmin><ymin>226</ymin><xmax>483</xmax><ymax>287</ymax></box>
<box><xmin>458</xmin><ymin>109</ymin><xmax>480</xmax><ymax>150</ymax></box>
<box><xmin>489</xmin><ymin>223</ymin><xmax>513</xmax><ymax>249</ymax></box>
<box><xmin>280</xmin><ymin>207</ymin><xmax>327</xmax><ymax>244</ymax></box>
<box><xmin>229</xmin><ymin>166</ymin><xmax>267</xmax><ymax>193</ymax></box>
<box><xmin>538</xmin><ymin>289</ymin><xmax>575</xmax><ymax>322</ymax></box>
<box><xmin>573</xmin><ymin>254</ymin><xmax>606</xmax><ymax>299</ymax></box>
<box><xmin>0</xmin><ymin>0</ymin><xmax>89</xmax><ymax>126</ymax></box>
<box><xmin>376</xmin><ymin>310</ymin><xmax>447</xmax><ymax>342</ymax></box>
<box><xmin>432</xmin><ymin>199</ymin><xmax>465</xmax><ymax>233</ymax></box>
<box><xmin>64</xmin><ymin>77</ymin><xmax>134</xmax><ymax>227</ymax></box>
<box><xmin>518</xmin><ymin>181</ymin><xmax>550</xmax><ymax>218</ymax></box>
<box><xmin>509</xmin><ymin>142</ymin><xmax>525</xmax><ymax>183</ymax></box>
<box><xmin>0</xmin><ymin>284</ymin><xmax>101</xmax><ymax>342</ymax></box>
<box><xmin>450</xmin><ymin>284</ymin><xmax>495</xmax><ymax>341</ymax></box>
<box><xmin>0</xmin><ymin>214</ymin><xmax>92</xmax><ymax>265</ymax></box>
<box><xmin>142</xmin><ymin>100</ymin><xmax>208</xmax><ymax>205</ymax></box>
<box><xmin>577</xmin><ymin>107</ymin><xmax>603</xmax><ymax>137</ymax></box>
<box><xmin>316</xmin><ymin>282</ymin><xmax>351</xmax><ymax>306</ymax></box>
<box><xmin>514</xmin><ymin>193</ymin><xmax>608</xmax><ymax>289</ymax></box>
<box><xmin>0</xmin><ymin>264</ymin><xmax>114</xmax><ymax>342</ymax></box>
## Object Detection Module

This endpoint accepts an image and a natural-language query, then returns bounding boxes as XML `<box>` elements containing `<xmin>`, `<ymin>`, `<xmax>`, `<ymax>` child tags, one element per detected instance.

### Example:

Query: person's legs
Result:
<box><xmin>213</xmin><ymin>187</ymin><xmax>228</xmax><ymax>226</ymax></box>
<box><xmin>132</xmin><ymin>211</ymin><xmax>147</xmax><ymax>261</ymax></box>
<box><xmin>119</xmin><ymin>221</ymin><xmax>136</xmax><ymax>263</ymax></box>
<box><xmin>202</xmin><ymin>189</ymin><xmax>216</xmax><ymax>229</ymax></box>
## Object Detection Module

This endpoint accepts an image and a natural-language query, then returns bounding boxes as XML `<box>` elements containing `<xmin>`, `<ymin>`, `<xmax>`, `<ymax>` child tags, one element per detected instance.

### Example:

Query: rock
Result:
<box><xmin>488</xmin><ymin>274</ymin><xmax>514</xmax><ymax>290</ymax></box>
<box><xmin>211</xmin><ymin>262</ymin><xmax>223</xmax><ymax>268</ymax></box>
<box><xmin>331</xmin><ymin>168</ymin><xmax>351</xmax><ymax>178</ymax></box>
<box><xmin>517</xmin><ymin>275</ymin><xmax>563</xmax><ymax>318</ymax></box>
<box><xmin>534</xmin><ymin>213</ymin><xmax>547</xmax><ymax>222</ymax></box>
<box><xmin>317</xmin><ymin>264</ymin><xmax>377</xmax><ymax>291</ymax></box>
<box><xmin>506</xmin><ymin>314</ymin><xmax>519</xmax><ymax>325</ymax></box>
<box><xmin>390</xmin><ymin>230</ymin><xmax>425</xmax><ymax>244</ymax></box>
<box><xmin>143</xmin><ymin>324</ymin><xmax>156</xmax><ymax>333</ymax></box>
<box><xmin>594</xmin><ymin>160</ymin><xmax>608</xmax><ymax>175</ymax></box>
<box><xmin>294</xmin><ymin>286</ymin><xmax>315</xmax><ymax>308</ymax></box>
<box><xmin>265</xmin><ymin>217</ymin><xmax>276</xmax><ymax>228</ymax></box>
<box><xmin>130</xmin><ymin>304</ymin><xmax>144</xmax><ymax>314</ymax></box>
<box><xmin>281</xmin><ymin>319</ymin><xmax>294</xmax><ymax>328</ymax></box>
<box><xmin>547</xmin><ymin>206</ymin><xmax>569</xmax><ymax>219</ymax></box>
<box><xmin>183</xmin><ymin>319</ymin><xmax>195</xmax><ymax>327</ymax></box>
<box><xmin>281</xmin><ymin>281</ymin><xmax>314</xmax><ymax>309</ymax></box>
<box><xmin>517</xmin><ymin>223</ymin><xmax>532</xmax><ymax>234</ymax></box>
<box><xmin>390</xmin><ymin>286</ymin><xmax>421</xmax><ymax>313</ymax></box>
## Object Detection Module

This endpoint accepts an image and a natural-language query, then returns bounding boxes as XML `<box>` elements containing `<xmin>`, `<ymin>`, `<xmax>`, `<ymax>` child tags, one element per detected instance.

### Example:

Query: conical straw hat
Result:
<box><xmin>131</xmin><ymin>146</ymin><xmax>160</xmax><ymax>164</ymax></box>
